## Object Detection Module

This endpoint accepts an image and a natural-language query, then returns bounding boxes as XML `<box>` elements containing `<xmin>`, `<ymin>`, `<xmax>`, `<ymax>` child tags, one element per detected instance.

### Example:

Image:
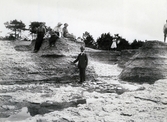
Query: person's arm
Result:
<box><xmin>61</xmin><ymin>28</ymin><xmax>64</xmax><ymax>37</ymax></box>
<box><xmin>73</xmin><ymin>54</ymin><xmax>80</xmax><ymax>63</ymax></box>
<box><xmin>44</xmin><ymin>28</ymin><xmax>46</xmax><ymax>34</ymax></box>
<box><xmin>43</xmin><ymin>27</ymin><xmax>46</xmax><ymax>35</ymax></box>
<box><xmin>163</xmin><ymin>24</ymin><xmax>166</xmax><ymax>32</ymax></box>
<box><xmin>85</xmin><ymin>54</ymin><xmax>88</xmax><ymax>67</ymax></box>
<box><xmin>59</xmin><ymin>28</ymin><xmax>62</xmax><ymax>38</ymax></box>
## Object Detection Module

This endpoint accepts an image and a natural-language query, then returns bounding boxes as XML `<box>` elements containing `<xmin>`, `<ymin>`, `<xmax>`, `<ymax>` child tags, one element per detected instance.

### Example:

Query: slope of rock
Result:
<box><xmin>0</xmin><ymin>38</ymin><xmax>96</xmax><ymax>84</ymax></box>
<box><xmin>1</xmin><ymin>40</ymin><xmax>167</xmax><ymax>122</ymax></box>
<box><xmin>118</xmin><ymin>49</ymin><xmax>139</xmax><ymax>68</ymax></box>
<box><xmin>15</xmin><ymin>38</ymin><xmax>84</xmax><ymax>56</ymax></box>
<box><xmin>119</xmin><ymin>41</ymin><xmax>167</xmax><ymax>83</ymax></box>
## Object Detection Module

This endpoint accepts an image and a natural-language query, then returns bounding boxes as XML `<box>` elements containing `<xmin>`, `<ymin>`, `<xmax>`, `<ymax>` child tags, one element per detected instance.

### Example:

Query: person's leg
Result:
<box><xmin>82</xmin><ymin>68</ymin><xmax>86</xmax><ymax>82</ymax></box>
<box><xmin>49</xmin><ymin>37</ymin><xmax>52</xmax><ymax>47</ymax></box>
<box><xmin>79</xmin><ymin>68</ymin><xmax>82</xmax><ymax>83</ymax></box>
<box><xmin>164</xmin><ymin>33</ymin><xmax>167</xmax><ymax>42</ymax></box>
<box><xmin>65</xmin><ymin>33</ymin><xmax>76</xmax><ymax>41</ymax></box>
<box><xmin>79</xmin><ymin>68</ymin><xmax>86</xmax><ymax>83</ymax></box>
<box><xmin>53</xmin><ymin>35</ymin><xmax>59</xmax><ymax>47</ymax></box>
<box><xmin>34</xmin><ymin>35</ymin><xmax>40</xmax><ymax>52</ymax></box>
<box><xmin>49</xmin><ymin>35</ymin><xmax>55</xmax><ymax>47</ymax></box>
<box><xmin>37</xmin><ymin>34</ymin><xmax>44</xmax><ymax>50</ymax></box>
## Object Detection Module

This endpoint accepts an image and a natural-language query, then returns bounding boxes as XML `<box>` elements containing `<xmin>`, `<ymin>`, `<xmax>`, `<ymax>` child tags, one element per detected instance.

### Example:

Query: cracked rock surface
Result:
<box><xmin>0</xmin><ymin>40</ymin><xmax>167</xmax><ymax>122</ymax></box>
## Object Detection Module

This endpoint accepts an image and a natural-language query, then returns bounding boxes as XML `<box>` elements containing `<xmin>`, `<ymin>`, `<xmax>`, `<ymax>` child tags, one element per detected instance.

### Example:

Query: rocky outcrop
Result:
<box><xmin>119</xmin><ymin>41</ymin><xmax>167</xmax><ymax>83</ymax></box>
<box><xmin>0</xmin><ymin>39</ymin><xmax>96</xmax><ymax>84</ymax></box>
<box><xmin>118</xmin><ymin>49</ymin><xmax>139</xmax><ymax>68</ymax></box>
<box><xmin>1</xmin><ymin>40</ymin><xmax>167</xmax><ymax>122</ymax></box>
<box><xmin>15</xmin><ymin>38</ymin><xmax>84</xmax><ymax>56</ymax></box>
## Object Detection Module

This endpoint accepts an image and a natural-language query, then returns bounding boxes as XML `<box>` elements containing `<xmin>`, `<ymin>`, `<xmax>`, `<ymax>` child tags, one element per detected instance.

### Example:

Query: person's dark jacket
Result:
<box><xmin>73</xmin><ymin>53</ymin><xmax>88</xmax><ymax>68</ymax></box>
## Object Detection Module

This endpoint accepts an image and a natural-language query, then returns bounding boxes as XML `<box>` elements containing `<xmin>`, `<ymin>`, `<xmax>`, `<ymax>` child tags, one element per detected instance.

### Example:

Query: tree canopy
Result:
<box><xmin>3</xmin><ymin>19</ymin><xmax>145</xmax><ymax>49</ymax></box>
<box><xmin>29</xmin><ymin>22</ymin><xmax>42</xmax><ymax>34</ymax></box>
<box><xmin>97</xmin><ymin>33</ymin><xmax>113</xmax><ymax>50</ymax></box>
<box><xmin>83</xmin><ymin>31</ymin><xmax>97</xmax><ymax>48</ymax></box>
<box><xmin>96</xmin><ymin>33</ymin><xmax>144</xmax><ymax>51</ymax></box>
<box><xmin>4</xmin><ymin>19</ymin><xmax>26</xmax><ymax>39</ymax></box>
<box><xmin>29</xmin><ymin>22</ymin><xmax>47</xmax><ymax>40</ymax></box>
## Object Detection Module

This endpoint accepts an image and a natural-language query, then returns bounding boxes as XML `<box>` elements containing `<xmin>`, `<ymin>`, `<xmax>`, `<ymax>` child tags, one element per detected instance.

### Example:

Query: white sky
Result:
<box><xmin>0</xmin><ymin>0</ymin><xmax>167</xmax><ymax>42</ymax></box>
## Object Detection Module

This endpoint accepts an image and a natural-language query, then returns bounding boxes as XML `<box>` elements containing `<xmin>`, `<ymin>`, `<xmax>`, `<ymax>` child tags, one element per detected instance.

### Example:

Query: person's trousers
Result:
<box><xmin>79</xmin><ymin>68</ymin><xmax>86</xmax><ymax>83</ymax></box>
<box><xmin>49</xmin><ymin>35</ymin><xmax>59</xmax><ymax>47</ymax></box>
<box><xmin>34</xmin><ymin>33</ymin><xmax>44</xmax><ymax>51</ymax></box>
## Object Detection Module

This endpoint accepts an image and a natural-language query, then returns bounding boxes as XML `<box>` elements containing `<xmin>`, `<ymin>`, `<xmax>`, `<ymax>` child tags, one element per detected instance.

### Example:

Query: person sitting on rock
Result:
<box><xmin>72</xmin><ymin>46</ymin><xmax>88</xmax><ymax>83</ymax></box>
<box><xmin>163</xmin><ymin>20</ymin><xmax>167</xmax><ymax>42</ymax></box>
<box><xmin>49</xmin><ymin>22</ymin><xmax>63</xmax><ymax>47</ymax></box>
<box><xmin>62</xmin><ymin>23</ymin><xmax>76</xmax><ymax>41</ymax></box>
<box><xmin>54</xmin><ymin>22</ymin><xmax>63</xmax><ymax>38</ymax></box>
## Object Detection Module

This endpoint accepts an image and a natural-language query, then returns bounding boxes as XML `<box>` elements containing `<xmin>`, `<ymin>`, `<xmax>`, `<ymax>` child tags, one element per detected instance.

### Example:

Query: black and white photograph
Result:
<box><xmin>0</xmin><ymin>0</ymin><xmax>167</xmax><ymax>121</ymax></box>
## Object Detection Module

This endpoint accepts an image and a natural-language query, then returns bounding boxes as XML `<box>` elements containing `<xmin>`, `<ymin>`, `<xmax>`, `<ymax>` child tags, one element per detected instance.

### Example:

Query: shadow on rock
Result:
<box><xmin>27</xmin><ymin>99</ymin><xmax>86</xmax><ymax>116</ymax></box>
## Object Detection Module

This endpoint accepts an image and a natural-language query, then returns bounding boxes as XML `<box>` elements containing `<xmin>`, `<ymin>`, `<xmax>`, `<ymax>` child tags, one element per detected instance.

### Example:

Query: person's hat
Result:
<box><xmin>39</xmin><ymin>22</ymin><xmax>44</xmax><ymax>26</ymax></box>
<box><xmin>64</xmin><ymin>23</ymin><xmax>68</xmax><ymax>26</ymax></box>
<box><xmin>57</xmin><ymin>22</ymin><xmax>62</xmax><ymax>26</ymax></box>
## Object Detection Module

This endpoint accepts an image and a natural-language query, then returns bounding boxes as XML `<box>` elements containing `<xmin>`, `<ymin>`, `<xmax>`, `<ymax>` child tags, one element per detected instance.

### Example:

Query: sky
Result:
<box><xmin>0</xmin><ymin>0</ymin><xmax>167</xmax><ymax>42</ymax></box>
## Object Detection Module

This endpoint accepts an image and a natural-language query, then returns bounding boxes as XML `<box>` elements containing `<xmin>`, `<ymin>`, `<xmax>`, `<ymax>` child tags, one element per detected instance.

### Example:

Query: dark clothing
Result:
<box><xmin>73</xmin><ymin>53</ymin><xmax>88</xmax><ymax>83</ymax></box>
<box><xmin>34</xmin><ymin>32</ymin><xmax>45</xmax><ymax>52</ymax></box>
<box><xmin>34</xmin><ymin>26</ymin><xmax>46</xmax><ymax>52</ymax></box>
<box><xmin>62</xmin><ymin>27</ymin><xmax>68</xmax><ymax>37</ymax></box>
<box><xmin>49</xmin><ymin>32</ymin><xmax>59</xmax><ymax>47</ymax></box>
<box><xmin>55</xmin><ymin>31</ymin><xmax>59</xmax><ymax>37</ymax></box>
<box><xmin>79</xmin><ymin>67</ymin><xmax>86</xmax><ymax>82</ymax></box>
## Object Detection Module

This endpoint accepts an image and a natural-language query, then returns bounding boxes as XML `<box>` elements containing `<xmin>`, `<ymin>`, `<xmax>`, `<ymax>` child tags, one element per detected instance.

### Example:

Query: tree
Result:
<box><xmin>131</xmin><ymin>39</ymin><xmax>144</xmax><ymax>49</ymax></box>
<box><xmin>97</xmin><ymin>33</ymin><xmax>113</xmax><ymax>50</ymax></box>
<box><xmin>96</xmin><ymin>33</ymin><xmax>131</xmax><ymax>51</ymax></box>
<box><xmin>4</xmin><ymin>19</ymin><xmax>26</xmax><ymax>39</ymax></box>
<box><xmin>83</xmin><ymin>31</ymin><xmax>97</xmax><ymax>48</ymax></box>
<box><xmin>29</xmin><ymin>22</ymin><xmax>46</xmax><ymax>40</ymax></box>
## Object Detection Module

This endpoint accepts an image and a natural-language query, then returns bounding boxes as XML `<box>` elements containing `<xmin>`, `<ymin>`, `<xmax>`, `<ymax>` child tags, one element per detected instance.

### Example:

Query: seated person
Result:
<box><xmin>49</xmin><ymin>22</ymin><xmax>62</xmax><ymax>47</ymax></box>
<box><xmin>62</xmin><ymin>23</ymin><xmax>76</xmax><ymax>41</ymax></box>
<box><xmin>54</xmin><ymin>22</ymin><xmax>63</xmax><ymax>38</ymax></box>
<box><xmin>49</xmin><ymin>29</ymin><xmax>59</xmax><ymax>47</ymax></box>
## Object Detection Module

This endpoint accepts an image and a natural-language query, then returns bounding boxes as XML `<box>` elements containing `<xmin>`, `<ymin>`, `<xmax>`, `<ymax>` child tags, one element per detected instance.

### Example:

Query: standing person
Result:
<box><xmin>33</xmin><ymin>23</ymin><xmax>46</xmax><ymax>53</ymax></box>
<box><xmin>163</xmin><ymin>20</ymin><xmax>167</xmax><ymax>42</ymax></box>
<box><xmin>72</xmin><ymin>46</ymin><xmax>88</xmax><ymax>83</ymax></box>
<box><xmin>62</xmin><ymin>23</ymin><xmax>76</xmax><ymax>41</ymax></box>
<box><xmin>111</xmin><ymin>38</ymin><xmax>117</xmax><ymax>50</ymax></box>
<box><xmin>49</xmin><ymin>22</ymin><xmax>62</xmax><ymax>47</ymax></box>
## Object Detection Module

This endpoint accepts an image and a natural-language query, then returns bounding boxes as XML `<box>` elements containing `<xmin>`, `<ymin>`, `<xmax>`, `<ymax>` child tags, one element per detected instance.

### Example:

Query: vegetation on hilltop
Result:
<box><xmin>4</xmin><ymin>19</ymin><xmax>26</xmax><ymax>40</ymax></box>
<box><xmin>4</xmin><ymin>19</ymin><xmax>144</xmax><ymax>50</ymax></box>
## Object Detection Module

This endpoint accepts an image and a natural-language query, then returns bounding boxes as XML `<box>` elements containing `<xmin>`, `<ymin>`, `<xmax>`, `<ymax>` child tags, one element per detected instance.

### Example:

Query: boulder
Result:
<box><xmin>119</xmin><ymin>41</ymin><xmax>167</xmax><ymax>83</ymax></box>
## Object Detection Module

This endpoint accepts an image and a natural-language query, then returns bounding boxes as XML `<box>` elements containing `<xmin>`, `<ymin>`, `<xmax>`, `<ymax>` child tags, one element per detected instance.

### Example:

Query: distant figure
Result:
<box><xmin>72</xmin><ymin>46</ymin><xmax>88</xmax><ymax>83</ymax></box>
<box><xmin>82</xmin><ymin>31</ymin><xmax>89</xmax><ymax>40</ymax></box>
<box><xmin>163</xmin><ymin>20</ymin><xmax>167</xmax><ymax>42</ymax></box>
<box><xmin>49</xmin><ymin>22</ymin><xmax>62</xmax><ymax>47</ymax></box>
<box><xmin>33</xmin><ymin>23</ymin><xmax>46</xmax><ymax>53</ymax></box>
<box><xmin>111</xmin><ymin>38</ymin><xmax>117</xmax><ymax>50</ymax></box>
<box><xmin>62</xmin><ymin>23</ymin><xmax>76</xmax><ymax>41</ymax></box>
<box><xmin>76</xmin><ymin>37</ymin><xmax>84</xmax><ymax>43</ymax></box>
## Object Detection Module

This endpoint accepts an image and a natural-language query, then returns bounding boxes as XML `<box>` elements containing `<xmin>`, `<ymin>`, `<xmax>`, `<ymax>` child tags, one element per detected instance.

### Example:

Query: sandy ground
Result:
<box><xmin>0</xmin><ymin>40</ymin><xmax>167</xmax><ymax>122</ymax></box>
